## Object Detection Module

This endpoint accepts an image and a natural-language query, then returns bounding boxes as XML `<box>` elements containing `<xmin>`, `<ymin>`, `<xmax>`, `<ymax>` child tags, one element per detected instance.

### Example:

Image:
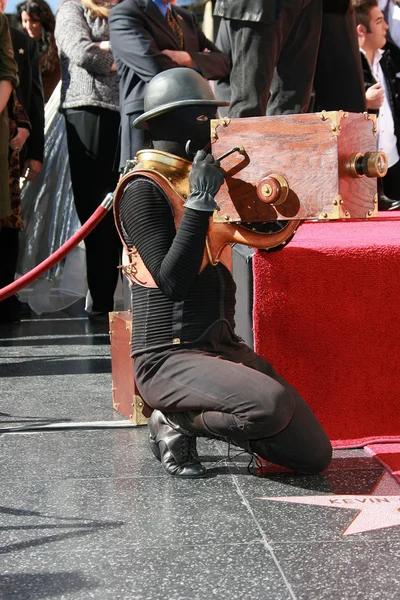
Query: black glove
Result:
<box><xmin>184</xmin><ymin>150</ymin><xmax>225</xmax><ymax>212</ymax></box>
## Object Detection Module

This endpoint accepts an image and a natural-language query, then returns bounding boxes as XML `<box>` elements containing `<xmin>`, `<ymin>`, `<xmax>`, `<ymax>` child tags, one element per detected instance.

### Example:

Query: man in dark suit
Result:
<box><xmin>213</xmin><ymin>0</ymin><xmax>323</xmax><ymax>117</ymax></box>
<box><xmin>109</xmin><ymin>0</ymin><xmax>229</xmax><ymax>170</ymax></box>
<box><xmin>9</xmin><ymin>27</ymin><xmax>44</xmax><ymax>181</ymax></box>
<box><xmin>313</xmin><ymin>1</ymin><xmax>367</xmax><ymax>114</ymax></box>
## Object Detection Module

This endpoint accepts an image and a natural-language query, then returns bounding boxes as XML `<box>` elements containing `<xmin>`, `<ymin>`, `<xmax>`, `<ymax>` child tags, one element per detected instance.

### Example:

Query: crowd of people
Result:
<box><xmin>1</xmin><ymin>0</ymin><xmax>400</xmax><ymax>476</ymax></box>
<box><xmin>0</xmin><ymin>0</ymin><xmax>397</xmax><ymax>311</ymax></box>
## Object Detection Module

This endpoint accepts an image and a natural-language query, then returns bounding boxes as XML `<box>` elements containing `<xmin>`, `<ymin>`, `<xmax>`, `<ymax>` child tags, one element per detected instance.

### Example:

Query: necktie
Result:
<box><xmin>166</xmin><ymin>8</ymin><xmax>184</xmax><ymax>50</ymax></box>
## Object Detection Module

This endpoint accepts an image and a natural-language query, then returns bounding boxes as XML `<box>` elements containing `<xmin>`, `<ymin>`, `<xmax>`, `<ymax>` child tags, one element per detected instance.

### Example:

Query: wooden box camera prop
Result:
<box><xmin>109</xmin><ymin>311</ymin><xmax>148</xmax><ymax>426</ymax></box>
<box><xmin>211</xmin><ymin>111</ymin><xmax>387</xmax><ymax>224</ymax></box>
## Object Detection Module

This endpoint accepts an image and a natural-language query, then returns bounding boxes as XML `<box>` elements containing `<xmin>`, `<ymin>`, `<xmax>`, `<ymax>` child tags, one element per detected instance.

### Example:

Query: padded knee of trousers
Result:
<box><xmin>249</xmin><ymin>436</ymin><xmax>333</xmax><ymax>476</ymax></box>
<box><xmin>241</xmin><ymin>394</ymin><xmax>297</xmax><ymax>440</ymax></box>
<box><xmin>295</xmin><ymin>441</ymin><xmax>333</xmax><ymax>475</ymax></box>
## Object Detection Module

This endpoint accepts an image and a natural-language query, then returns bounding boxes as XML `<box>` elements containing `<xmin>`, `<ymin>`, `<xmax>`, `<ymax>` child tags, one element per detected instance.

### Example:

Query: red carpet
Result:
<box><xmin>252</xmin><ymin>213</ymin><xmax>400</xmax><ymax>446</ymax></box>
<box><xmin>365</xmin><ymin>443</ymin><xmax>400</xmax><ymax>483</ymax></box>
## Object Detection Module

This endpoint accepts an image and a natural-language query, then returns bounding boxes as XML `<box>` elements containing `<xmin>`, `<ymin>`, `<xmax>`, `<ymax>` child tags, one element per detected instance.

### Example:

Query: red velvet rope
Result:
<box><xmin>0</xmin><ymin>194</ymin><xmax>113</xmax><ymax>302</ymax></box>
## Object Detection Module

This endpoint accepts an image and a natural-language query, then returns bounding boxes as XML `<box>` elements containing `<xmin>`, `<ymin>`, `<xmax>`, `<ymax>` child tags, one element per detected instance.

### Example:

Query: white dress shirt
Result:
<box><xmin>362</xmin><ymin>48</ymin><xmax>400</xmax><ymax>167</ymax></box>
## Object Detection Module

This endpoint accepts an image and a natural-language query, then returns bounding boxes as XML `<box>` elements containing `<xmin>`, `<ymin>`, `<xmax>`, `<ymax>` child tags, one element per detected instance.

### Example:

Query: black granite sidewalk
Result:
<box><xmin>1</xmin><ymin>308</ymin><xmax>399</xmax><ymax>600</ymax></box>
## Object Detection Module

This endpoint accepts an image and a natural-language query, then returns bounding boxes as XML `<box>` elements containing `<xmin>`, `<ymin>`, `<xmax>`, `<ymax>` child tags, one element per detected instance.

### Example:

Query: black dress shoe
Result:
<box><xmin>148</xmin><ymin>410</ymin><xmax>207</xmax><ymax>478</ymax></box>
<box><xmin>378</xmin><ymin>194</ymin><xmax>400</xmax><ymax>211</ymax></box>
<box><xmin>87</xmin><ymin>311</ymin><xmax>109</xmax><ymax>325</ymax></box>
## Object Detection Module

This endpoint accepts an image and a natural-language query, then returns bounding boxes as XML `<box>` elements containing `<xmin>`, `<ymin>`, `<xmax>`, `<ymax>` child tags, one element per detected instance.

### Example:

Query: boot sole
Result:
<box><xmin>148</xmin><ymin>417</ymin><xmax>162</xmax><ymax>462</ymax></box>
<box><xmin>149</xmin><ymin>435</ymin><xmax>161</xmax><ymax>462</ymax></box>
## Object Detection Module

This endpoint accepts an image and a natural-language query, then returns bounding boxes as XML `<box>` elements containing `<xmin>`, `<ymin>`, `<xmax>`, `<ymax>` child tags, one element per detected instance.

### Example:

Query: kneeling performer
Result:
<box><xmin>115</xmin><ymin>68</ymin><xmax>332</xmax><ymax>478</ymax></box>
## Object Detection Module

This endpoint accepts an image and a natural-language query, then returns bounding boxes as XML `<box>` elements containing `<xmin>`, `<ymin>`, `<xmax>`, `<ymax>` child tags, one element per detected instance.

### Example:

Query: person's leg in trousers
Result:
<box><xmin>135</xmin><ymin>335</ymin><xmax>332</xmax><ymax>474</ymax></box>
<box><xmin>267</xmin><ymin>0</ymin><xmax>323</xmax><ymax>115</ymax></box>
<box><xmin>65</xmin><ymin>108</ymin><xmax>121</xmax><ymax>313</ymax></box>
<box><xmin>213</xmin><ymin>18</ymin><xmax>232</xmax><ymax>117</ymax></box>
<box><xmin>204</xmin><ymin>328</ymin><xmax>332</xmax><ymax>474</ymax></box>
<box><xmin>226</xmin><ymin>19</ymin><xmax>279</xmax><ymax>117</ymax></box>
<box><xmin>0</xmin><ymin>226</ymin><xmax>20</xmax><ymax>322</ymax></box>
<box><xmin>124</xmin><ymin>112</ymin><xmax>151</xmax><ymax>170</ymax></box>
<box><xmin>313</xmin><ymin>12</ymin><xmax>366</xmax><ymax>113</ymax></box>
<box><xmin>383</xmin><ymin>159</ymin><xmax>400</xmax><ymax>201</ymax></box>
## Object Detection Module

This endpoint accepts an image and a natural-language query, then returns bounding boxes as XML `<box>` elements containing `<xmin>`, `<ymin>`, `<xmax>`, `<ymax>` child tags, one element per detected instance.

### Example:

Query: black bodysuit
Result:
<box><xmin>119</xmin><ymin>177</ymin><xmax>236</xmax><ymax>355</ymax></box>
<box><xmin>118</xmin><ymin>175</ymin><xmax>332</xmax><ymax>474</ymax></box>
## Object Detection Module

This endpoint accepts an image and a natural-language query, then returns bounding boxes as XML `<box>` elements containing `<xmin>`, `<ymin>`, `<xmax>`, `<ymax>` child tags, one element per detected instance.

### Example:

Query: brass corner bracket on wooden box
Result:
<box><xmin>210</xmin><ymin>111</ymin><xmax>386</xmax><ymax>225</ymax></box>
<box><xmin>109</xmin><ymin>311</ymin><xmax>148</xmax><ymax>426</ymax></box>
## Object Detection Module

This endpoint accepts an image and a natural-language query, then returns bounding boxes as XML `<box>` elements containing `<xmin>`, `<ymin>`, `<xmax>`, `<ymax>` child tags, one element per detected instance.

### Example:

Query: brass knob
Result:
<box><xmin>256</xmin><ymin>174</ymin><xmax>289</xmax><ymax>205</ymax></box>
<box><xmin>362</xmin><ymin>152</ymin><xmax>388</xmax><ymax>178</ymax></box>
<box><xmin>347</xmin><ymin>151</ymin><xmax>388</xmax><ymax>178</ymax></box>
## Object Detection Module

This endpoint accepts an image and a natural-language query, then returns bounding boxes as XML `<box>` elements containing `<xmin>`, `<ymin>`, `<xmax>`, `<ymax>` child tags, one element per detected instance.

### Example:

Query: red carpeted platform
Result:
<box><xmin>365</xmin><ymin>443</ymin><xmax>400</xmax><ymax>483</ymax></box>
<box><xmin>252</xmin><ymin>212</ymin><xmax>400</xmax><ymax>447</ymax></box>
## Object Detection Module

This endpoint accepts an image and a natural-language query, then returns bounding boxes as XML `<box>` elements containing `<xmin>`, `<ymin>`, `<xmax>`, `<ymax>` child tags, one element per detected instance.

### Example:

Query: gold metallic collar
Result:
<box><xmin>136</xmin><ymin>150</ymin><xmax>191</xmax><ymax>175</ymax></box>
<box><xmin>135</xmin><ymin>150</ymin><xmax>191</xmax><ymax>200</ymax></box>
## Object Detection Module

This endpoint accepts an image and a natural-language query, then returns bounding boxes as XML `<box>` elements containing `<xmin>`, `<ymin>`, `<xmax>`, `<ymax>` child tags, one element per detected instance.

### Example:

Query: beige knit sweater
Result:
<box><xmin>55</xmin><ymin>0</ymin><xmax>120</xmax><ymax>112</ymax></box>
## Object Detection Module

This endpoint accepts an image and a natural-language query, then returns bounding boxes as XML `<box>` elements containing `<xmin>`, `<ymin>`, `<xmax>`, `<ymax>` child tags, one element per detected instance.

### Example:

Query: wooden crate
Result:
<box><xmin>211</xmin><ymin>111</ymin><xmax>382</xmax><ymax>223</ymax></box>
<box><xmin>109</xmin><ymin>311</ymin><xmax>148</xmax><ymax>426</ymax></box>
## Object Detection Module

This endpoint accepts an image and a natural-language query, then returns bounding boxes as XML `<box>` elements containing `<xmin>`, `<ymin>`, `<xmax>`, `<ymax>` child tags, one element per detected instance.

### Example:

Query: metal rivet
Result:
<box><xmin>261</xmin><ymin>184</ymin><xmax>273</xmax><ymax>198</ymax></box>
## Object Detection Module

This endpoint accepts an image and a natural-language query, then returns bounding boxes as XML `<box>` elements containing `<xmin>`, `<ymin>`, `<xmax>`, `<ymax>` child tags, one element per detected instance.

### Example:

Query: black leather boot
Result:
<box><xmin>377</xmin><ymin>178</ymin><xmax>400</xmax><ymax>211</ymax></box>
<box><xmin>169</xmin><ymin>410</ymin><xmax>251</xmax><ymax>451</ymax></box>
<box><xmin>378</xmin><ymin>193</ymin><xmax>400</xmax><ymax>211</ymax></box>
<box><xmin>148</xmin><ymin>410</ymin><xmax>207</xmax><ymax>478</ymax></box>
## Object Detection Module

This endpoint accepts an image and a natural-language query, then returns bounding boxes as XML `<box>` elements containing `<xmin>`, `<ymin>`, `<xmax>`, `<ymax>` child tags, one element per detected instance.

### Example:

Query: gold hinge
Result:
<box><xmin>317</xmin><ymin>110</ymin><xmax>348</xmax><ymax>136</ymax></box>
<box><xmin>210</xmin><ymin>117</ymin><xmax>231</xmax><ymax>144</ymax></box>
<box><xmin>366</xmin><ymin>194</ymin><xmax>379</xmax><ymax>218</ymax></box>
<box><xmin>317</xmin><ymin>194</ymin><xmax>342</xmax><ymax>220</ymax></box>
<box><xmin>131</xmin><ymin>395</ymin><xmax>149</xmax><ymax>426</ymax></box>
<box><xmin>363</xmin><ymin>112</ymin><xmax>378</xmax><ymax>137</ymax></box>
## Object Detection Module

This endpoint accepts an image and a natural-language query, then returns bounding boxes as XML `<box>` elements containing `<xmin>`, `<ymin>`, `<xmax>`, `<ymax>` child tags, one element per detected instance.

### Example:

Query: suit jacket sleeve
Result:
<box><xmin>26</xmin><ymin>38</ymin><xmax>44</xmax><ymax>162</ymax></box>
<box><xmin>109</xmin><ymin>4</ymin><xmax>178</xmax><ymax>81</ymax></box>
<box><xmin>184</xmin><ymin>12</ymin><xmax>229</xmax><ymax>80</ymax></box>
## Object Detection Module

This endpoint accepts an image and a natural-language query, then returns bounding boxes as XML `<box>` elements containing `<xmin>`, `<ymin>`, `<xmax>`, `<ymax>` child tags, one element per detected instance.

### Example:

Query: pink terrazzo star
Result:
<box><xmin>255</xmin><ymin>472</ymin><xmax>400</xmax><ymax>536</ymax></box>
